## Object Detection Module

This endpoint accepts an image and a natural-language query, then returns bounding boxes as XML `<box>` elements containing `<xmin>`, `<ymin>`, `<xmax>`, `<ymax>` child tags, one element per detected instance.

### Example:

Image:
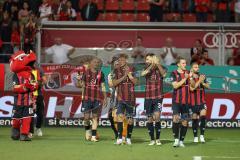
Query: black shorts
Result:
<box><xmin>116</xmin><ymin>101</ymin><xmax>136</xmax><ymax>118</ymax></box>
<box><xmin>12</xmin><ymin>105</ymin><xmax>34</xmax><ymax>119</ymax></box>
<box><xmin>144</xmin><ymin>99</ymin><xmax>162</xmax><ymax>116</ymax></box>
<box><xmin>81</xmin><ymin>100</ymin><xmax>101</xmax><ymax>114</ymax></box>
<box><xmin>172</xmin><ymin>103</ymin><xmax>190</xmax><ymax>119</ymax></box>
<box><xmin>190</xmin><ymin>104</ymin><xmax>207</xmax><ymax>114</ymax></box>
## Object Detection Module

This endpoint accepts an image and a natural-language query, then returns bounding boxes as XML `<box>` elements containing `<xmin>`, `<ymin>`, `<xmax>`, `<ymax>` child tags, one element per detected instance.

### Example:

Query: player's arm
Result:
<box><xmin>112</xmin><ymin>74</ymin><xmax>127</xmax><ymax>86</ymax></box>
<box><xmin>101</xmin><ymin>82</ymin><xmax>107</xmax><ymax>107</ymax></box>
<box><xmin>172</xmin><ymin>73</ymin><xmax>188</xmax><ymax>89</ymax></box>
<box><xmin>128</xmin><ymin>72</ymin><xmax>138</xmax><ymax>85</ymax></box>
<box><xmin>201</xmin><ymin>75</ymin><xmax>210</xmax><ymax>89</ymax></box>
<box><xmin>157</xmin><ymin>64</ymin><xmax>167</xmax><ymax>77</ymax></box>
<box><xmin>141</xmin><ymin>63</ymin><xmax>154</xmax><ymax>76</ymax></box>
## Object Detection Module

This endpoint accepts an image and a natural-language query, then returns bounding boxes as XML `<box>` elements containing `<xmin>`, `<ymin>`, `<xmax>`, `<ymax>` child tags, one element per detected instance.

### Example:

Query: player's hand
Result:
<box><xmin>102</xmin><ymin>97</ymin><xmax>107</xmax><ymax>108</ymax></box>
<box><xmin>184</xmin><ymin>73</ymin><xmax>189</xmax><ymax>79</ymax></box>
<box><xmin>199</xmin><ymin>75</ymin><xmax>205</xmax><ymax>82</ymax></box>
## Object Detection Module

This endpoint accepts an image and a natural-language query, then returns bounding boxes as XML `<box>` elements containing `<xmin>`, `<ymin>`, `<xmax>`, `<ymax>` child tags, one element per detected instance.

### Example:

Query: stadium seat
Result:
<box><xmin>137</xmin><ymin>0</ymin><xmax>150</xmax><ymax>11</ymax></box>
<box><xmin>121</xmin><ymin>0</ymin><xmax>135</xmax><ymax>11</ymax></box>
<box><xmin>106</xmin><ymin>0</ymin><xmax>120</xmax><ymax>11</ymax></box>
<box><xmin>136</xmin><ymin>13</ymin><xmax>149</xmax><ymax>22</ymax></box>
<box><xmin>183</xmin><ymin>13</ymin><xmax>196</xmax><ymax>22</ymax></box>
<box><xmin>97</xmin><ymin>13</ymin><xmax>104</xmax><ymax>21</ymax></box>
<box><xmin>165</xmin><ymin>13</ymin><xmax>181</xmax><ymax>22</ymax></box>
<box><xmin>207</xmin><ymin>13</ymin><xmax>214</xmax><ymax>22</ymax></box>
<box><xmin>105</xmin><ymin>13</ymin><xmax>119</xmax><ymax>21</ymax></box>
<box><xmin>93</xmin><ymin>0</ymin><xmax>104</xmax><ymax>10</ymax></box>
<box><xmin>76</xmin><ymin>12</ymin><xmax>82</xmax><ymax>21</ymax></box>
<box><xmin>120</xmin><ymin>13</ymin><xmax>135</xmax><ymax>21</ymax></box>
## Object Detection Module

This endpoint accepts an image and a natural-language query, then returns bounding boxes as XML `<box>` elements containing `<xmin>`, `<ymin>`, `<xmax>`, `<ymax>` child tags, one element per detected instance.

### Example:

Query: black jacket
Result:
<box><xmin>81</xmin><ymin>2</ymin><xmax>99</xmax><ymax>21</ymax></box>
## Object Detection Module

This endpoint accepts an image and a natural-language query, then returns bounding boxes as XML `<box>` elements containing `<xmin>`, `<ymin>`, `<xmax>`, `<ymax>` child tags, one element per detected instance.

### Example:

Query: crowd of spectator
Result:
<box><xmin>0</xmin><ymin>0</ymin><xmax>239</xmax><ymax>65</ymax></box>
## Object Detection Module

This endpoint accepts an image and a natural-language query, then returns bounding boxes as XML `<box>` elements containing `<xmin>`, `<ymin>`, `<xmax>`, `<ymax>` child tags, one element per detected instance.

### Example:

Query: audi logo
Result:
<box><xmin>203</xmin><ymin>32</ymin><xmax>240</xmax><ymax>48</ymax></box>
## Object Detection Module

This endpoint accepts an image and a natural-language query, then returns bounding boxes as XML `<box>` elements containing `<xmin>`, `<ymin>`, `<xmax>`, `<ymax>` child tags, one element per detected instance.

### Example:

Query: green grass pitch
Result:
<box><xmin>0</xmin><ymin>127</ymin><xmax>239</xmax><ymax>160</ymax></box>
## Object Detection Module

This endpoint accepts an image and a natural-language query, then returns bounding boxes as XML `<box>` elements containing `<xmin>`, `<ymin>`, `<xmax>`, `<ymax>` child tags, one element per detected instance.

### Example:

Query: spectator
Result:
<box><xmin>23</xmin><ymin>13</ymin><xmax>37</xmax><ymax>53</ymax></box>
<box><xmin>3</xmin><ymin>0</ymin><xmax>13</xmax><ymax>14</ymax></box>
<box><xmin>81</xmin><ymin>0</ymin><xmax>99</xmax><ymax>21</ymax></box>
<box><xmin>235</xmin><ymin>0</ymin><xmax>240</xmax><ymax>23</ymax></box>
<box><xmin>226</xmin><ymin>57</ymin><xmax>235</xmax><ymax>66</ymax></box>
<box><xmin>11</xmin><ymin>23</ymin><xmax>20</xmax><ymax>52</ymax></box>
<box><xmin>199</xmin><ymin>50</ymin><xmax>214</xmax><ymax>65</ymax></box>
<box><xmin>170</xmin><ymin>0</ymin><xmax>183</xmax><ymax>14</ymax></box>
<box><xmin>39</xmin><ymin>0</ymin><xmax>52</xmax><ymax>23</ymax></box>
<box><xmin>190</xmin><ymin>39</ymin><xmax>205</xmax><ymax>64</ymax></box>
<box><xmin>131</xmin><ymin>36</ymin><xmax>146</xmax><ymax>64</ymax></box>
<box><xmin>149</xmin><ymin>0</ymin><xmax>165</xmax><ymax>22</ymax></box>
<box><xmin>45</xmin><ymin>37</ymin><xmax>75</xmax><ymax>64</ymax></box>
<box><xmin>195</xmin><ymin>0</ymin><xmax>210</xmax><ymax>22</ymax></box>
<box><xmin>188</xmin><ymin>0</ymin><xmax>195</xmax><ymax>13</ymax></box>
<box><xmin>232</xmin><ymin>40</ymin><xmax>240</xmax><ymax>65</ymax></box>
<box><xmin>161</xmin><ymin>37</ymin><xmax>177</xmax><ymax>65</ymax></box>
<box><xmin>18</xmin><ymin>1</ymin><xmax>30</xmax><ymax>33</ymax></box>
<box><xmin>58</xmin><ymin>0</ymin><xmax>76</xmax><ymax>21</ymax></box>
<box><xmin>0</xmin><ymin>11</ymin><xmax>13</xmax><ymax>62</ymax></box>
<box><xmin>66</xmin><ymin>0</ymin><xmax>77</xmax><ymax>20</ymax></box>
<box><xmin>10</xmin><ymin>2</ymin><xmax>18</xmax><ymax>26</ymax></box>
<box><xmin>215</xmin><ymin>0</ymin><xmax>231</xmax><ymax>22</ymax></box>
<box><xmin>28</xmin><ymin>0</ymin><xmax>42</xmax><ymax>15</ymax></box>
<box><xmin>70</xmin><ymin>0</ymin><xmax>80</xmax><ymax>12</ymax></box>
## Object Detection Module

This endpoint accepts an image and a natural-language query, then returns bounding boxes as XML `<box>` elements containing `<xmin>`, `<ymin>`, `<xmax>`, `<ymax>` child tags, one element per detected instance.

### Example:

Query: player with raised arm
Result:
<box><xmin>189</xmin><ymin>63</ymin><xmax>209</xmax><ymax>143</ymax></box>
<box><xmin>171</xmin><ymin>57</ymin><xmax>191</xmax><ymax>147</ymax></box>
<box><xmin>141</xmin><ymin>53</ymin><xmax>166</xmax><ymax>145</ymax></box>
<box><xmin>113</xmin><ymin>53</ymin><xmax>138</xmax><ymax>145</ymax></box>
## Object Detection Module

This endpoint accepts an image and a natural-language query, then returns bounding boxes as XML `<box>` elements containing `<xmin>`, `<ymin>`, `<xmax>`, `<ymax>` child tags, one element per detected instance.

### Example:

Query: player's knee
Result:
<box><xmin>117</xmin><ymin>114</ymin><xmax>124</xmax><ymax>122</ymax></box>
<box><xmin>148</xmin><ymin>117</ymin><xmax>153</xmax><ymax>123</ymax></box>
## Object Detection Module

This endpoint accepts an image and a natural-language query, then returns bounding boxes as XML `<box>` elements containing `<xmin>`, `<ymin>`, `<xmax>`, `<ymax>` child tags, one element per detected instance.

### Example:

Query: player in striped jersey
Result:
<box><xmin>189</xmin><ymin>63</ymin><xmax>209</xmax><ymax>143</ymax></box>
<box><xmin>78</xmin><ymin>58</ymin><xmax>107</xmax><ymax>142</ymax></box>
<box><xmin>141</xmin><ymin>53</ymin><xmax>166</xmax><ymax>145</ymax></box>
<box><xmin>113</xmin><ymin>53</ymin><xmax>138</xmax><ymax>145</ymax></box>
<box><xmin>171</xmin><ymin>57</ymin><xmax>191</xmax><ymax>147</ymax></box>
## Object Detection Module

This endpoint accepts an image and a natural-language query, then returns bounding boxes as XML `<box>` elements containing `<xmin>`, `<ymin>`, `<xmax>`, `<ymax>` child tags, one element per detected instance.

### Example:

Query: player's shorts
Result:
<box><xmin>172</xmin><ymin>103</ymin><xmax>190</xmax><ymax>120</ymax></box>
<box><xmin>190</xmin><ymin>104</ymin><xmax>207</xmax><ymax>114</ymax></box>
<box><xmin>117</xmin><ymin>101</ymin><xmax>136</xmax><ymax>118</ymax></box>
<box><xmin>12</xmin><ymin>105</ymin><xmax>34</xmax><ymax>119</ymax></box>
<box><xmin>81</xmin><ymin>100</ymin><xmax>101</xmax><ymax>114</ymax></box>
<box><xmin>144</xmin><ymin>99</ymin><xmax>163</xmax><ymax>117</ymax></box>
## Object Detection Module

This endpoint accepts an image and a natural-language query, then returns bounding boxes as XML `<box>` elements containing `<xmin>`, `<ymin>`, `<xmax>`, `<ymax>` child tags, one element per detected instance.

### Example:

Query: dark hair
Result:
<box><xmin>227</xmin><ymin>57</ymin><xmax>235</xmax><ymax>65</ymax></box>
<box><xmin>145</xmin><ymin>53</ymin><xmax>155</xmax><ymax>58</ymax></box>
<box><xmin>137</xmin><ymin>36</ymin><xmax>143</xmax><ymax>41</ymax></box>
<box><xmin>176</xmin><ymin>56</ymin><xmax>186</xmax><ymax>64</ymax></box>
<box><xmin>196</xmin><ymin>39</ymin><xmax>202</xmax><ymax>44</ymax></box>
<box><xmin>191</xmin><ymin>62</ymin><xmax>199</xmax><ymax>67</ymax></box>
<box><xmin>118</xmin><ymin>53</ymin><xmax>128</xmax><ymax>59</ymax></box>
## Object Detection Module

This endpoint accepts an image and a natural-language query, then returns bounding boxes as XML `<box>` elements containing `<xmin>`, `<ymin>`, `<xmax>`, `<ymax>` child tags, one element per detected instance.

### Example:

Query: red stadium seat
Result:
<box><xmin>207</xmin><ymin>13</ymin><xmax>214</xmax><ymax>22</ymax></box>
<box><xmin>105</xmin><ymin>13</ymin><xmax>119</xmax><ymax>21</ymax></box>
<box><xmin>165</xmin><ymin>13</ymin><xmax>181</xmax><ymax>22</ymax></box>
<box><xmin>183</xmin><ymin>13</ymin><xmax>196</xmax><ymax>22</ymax></box>
<box><xmin>121</xmin><ymin>0</ymin><xmax>135</xmax><ymax>11</ymax></box>
<box><xmin>97</xmin><ymin>13</ymin><xmax>104</xmax><ymax>21</ymax></box>
<box><xmin>76</xmin><ymin>12</ymin><xmax>82</xmax><ymax>21</ymax></box>
<box><xmin>137</xmin><ymin>0</ymin><xmax>150</xmax><ymax>11</ymax></box>
<box><xmin>93</xmin><ymin>0</ymin><xmax>104</xmax><ymax>10</ymax></box>
<box><xmin>106</xmin><ymin>0</ymin><xmax>120</xmax><ymax>11</ymax></box>
<box><xmin>136</xmin><ymin>13</ymin><xmax>149</xmax><ymax>22</ymax></box>
<box><xmin>120</xmin><ymin>13</ymin><xmax>135</xmax><ymax>21</ymax></box>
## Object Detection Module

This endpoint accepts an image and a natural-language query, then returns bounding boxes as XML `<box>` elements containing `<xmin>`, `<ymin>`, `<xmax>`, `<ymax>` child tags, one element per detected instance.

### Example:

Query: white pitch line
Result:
<box><xmin>193</xmin><ymin>156</ymin><xmax>240</xmax><ymax>159</ymax></box>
